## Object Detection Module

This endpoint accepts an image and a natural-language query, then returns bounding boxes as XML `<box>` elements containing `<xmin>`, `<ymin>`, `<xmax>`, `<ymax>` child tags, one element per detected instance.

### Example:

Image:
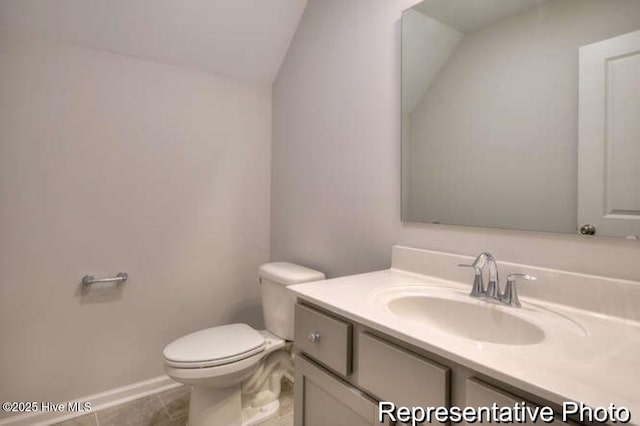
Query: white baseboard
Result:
<box><xmin>0</xmin><ymin>375</ymin><xmax>182</xmax><ymax>426</ymax></box>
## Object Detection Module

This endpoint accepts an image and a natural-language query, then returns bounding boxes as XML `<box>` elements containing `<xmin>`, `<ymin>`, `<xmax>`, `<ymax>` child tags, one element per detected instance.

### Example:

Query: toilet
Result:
<box><xmin>163</xmin><ymin>262</ymin><xmax>325</xmax><ymax>426</ymax></box>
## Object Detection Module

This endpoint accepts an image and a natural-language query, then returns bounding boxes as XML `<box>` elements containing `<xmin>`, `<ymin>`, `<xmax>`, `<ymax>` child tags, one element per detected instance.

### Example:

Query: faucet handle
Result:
<box><xmin>458</xmin><ymin>264</ymin><xmax>485</xmax><ymax>297</ymax></box>
<box><xmin>501</xmin><ymin>274</ymin><xmax>536</xmax><ymax>307</ymax></box>
<box><xmin>458</xmin><ymin>263</ymin><xmax>480</xmax><ymax>272</ymax></box>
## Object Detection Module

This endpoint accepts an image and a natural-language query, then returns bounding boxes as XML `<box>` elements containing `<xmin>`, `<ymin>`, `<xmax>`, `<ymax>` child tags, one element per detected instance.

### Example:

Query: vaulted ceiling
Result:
<box><xmin>414</xmin><ymin>0</ymin><xmax>547</xmax><ymax>33</ymax></box>
<box><xmin>0</xmin><ymin>0</ymin><xmax>308</xmax><ymax>85</ymax></box>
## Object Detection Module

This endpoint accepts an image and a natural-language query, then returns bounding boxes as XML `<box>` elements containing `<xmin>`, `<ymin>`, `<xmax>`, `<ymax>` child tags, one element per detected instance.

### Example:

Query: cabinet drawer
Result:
<box><xmin>466</xmin><ymin>379</ymin><xmax>574</xmax><ymax>425</ymax></box>
<box><xmin>358</xmin><ymin>332</ymin><xmax>450</xmax><ymax>408</ymax></box>
<box><xmin>295</xmin><ymin>355</ymin><xmax>386</xmax><ymax>425</ymax></box>
<box><xmin>295</xmin><ymin>303</ymin><xmax>352</xmax><ymax>376</ymax></box>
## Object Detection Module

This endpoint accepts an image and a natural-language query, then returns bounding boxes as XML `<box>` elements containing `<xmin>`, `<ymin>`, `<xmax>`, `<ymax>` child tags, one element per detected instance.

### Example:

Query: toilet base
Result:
<box><xmin>242</xmin><ymin>400</ymin><xmax>279</xmax><ymax>426</ymax></box>
<box><xmin>186</xmin><ymin>386</ymin><xmax>279</xmax><ymax>426</ymax></box>
<box><xmin>188</xmin><ymin>385</ymin><xmax>242</xmax><ymax>426</ymax></box>
<box><xmin>168</xmin><ymin>332</ymin><xmax>290</xmax><ymax>426</ymax></box>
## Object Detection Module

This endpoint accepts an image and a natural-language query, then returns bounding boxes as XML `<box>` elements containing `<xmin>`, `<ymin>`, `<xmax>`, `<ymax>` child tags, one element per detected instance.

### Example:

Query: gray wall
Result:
<box><xmin>271</xmin><ymin>0</ymin><xmax>640</xmax><ymax>281</ymax></box>
<box><xmin>0</xmin><ymin>29</ymin><xmax>271</xmax><ymax>408</ymax></box>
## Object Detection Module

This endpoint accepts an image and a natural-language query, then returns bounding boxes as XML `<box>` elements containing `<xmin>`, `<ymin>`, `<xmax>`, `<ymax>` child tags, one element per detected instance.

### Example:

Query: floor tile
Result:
<box><xmin>158</xmin><ymin>385</ymin><xmax>190</xmax><ymax>420</ymax></box>
<box><xmin>154</xmin><ymin>417</ymin><xmax>189</xmax><ymax>426</ymax></box>
<box><xmin>53</xmin><ymin>378</ymin><xmax>293</xmax><ymax>425</ymax></box>
<box><xmin>52</xmin><ymin>413</ymin><xmax>98</xmax><ymax>426</ymax></box>
<box><xmin>277</xmin><ymin>380</ymin><xmax>294</xmax><ymax>418</ymax></box>
<box><xmin>96</xmin><ymin>394</ymin><xmax>170</xmax><ymax>426</ymax></box>
<box><xmin>261</xmin><ymin>410</ymin><xmax>293</xmax><ymax>426</ymax></box>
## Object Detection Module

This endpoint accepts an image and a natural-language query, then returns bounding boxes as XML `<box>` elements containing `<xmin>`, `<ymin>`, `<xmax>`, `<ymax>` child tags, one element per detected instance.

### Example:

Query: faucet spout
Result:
<box><xmin>482</xmin><ymin>254</ymin><xmax>501</xmax><ymax>299</ymax></box>
<box><xmin>459</xmin><ymin>252</ymin><xmax>500</xmax><ymax>300</ymax></box>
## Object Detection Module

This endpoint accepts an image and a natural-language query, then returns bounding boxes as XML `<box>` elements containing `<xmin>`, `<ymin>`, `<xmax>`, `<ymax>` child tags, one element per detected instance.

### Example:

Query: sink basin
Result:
<box><xmin>387</xmin><ymin>295</ymin><xmax>545</xmax><ymax>345</ymax></box>
<box><xmin>370</xmin><ymin>285</ymin><xmax>585</xmax><ymax>345</ymax></box>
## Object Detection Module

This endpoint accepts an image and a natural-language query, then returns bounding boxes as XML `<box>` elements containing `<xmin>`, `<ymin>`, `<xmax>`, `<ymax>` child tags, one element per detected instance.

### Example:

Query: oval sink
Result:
<box><xmin>387</xmin><ymin>295</ymin><xmax>545</xmax><ymax>345</ymax></box>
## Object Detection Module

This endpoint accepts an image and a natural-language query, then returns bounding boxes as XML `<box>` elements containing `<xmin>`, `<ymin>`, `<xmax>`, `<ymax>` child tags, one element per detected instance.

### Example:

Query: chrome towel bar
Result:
<box><xmin>82</xmin><ymin>272</ymin><xmax>128</xmax><ymax>286</ymax></box>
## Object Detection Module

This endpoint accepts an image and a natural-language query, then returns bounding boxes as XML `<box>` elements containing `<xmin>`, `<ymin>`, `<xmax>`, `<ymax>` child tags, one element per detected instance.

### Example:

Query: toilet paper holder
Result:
<box><xmin>82</xmin><ymin>272</ymin><xmax>128</xmax><ymax>286</ymax></box>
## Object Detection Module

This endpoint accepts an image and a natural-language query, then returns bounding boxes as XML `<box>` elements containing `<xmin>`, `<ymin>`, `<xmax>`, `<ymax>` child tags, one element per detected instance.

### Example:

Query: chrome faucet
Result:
<box><xmin>458</xmin><ymin>252</ymin><xmax>497</xmax><ymax>298</ymax></box>
<box><xmin>482</xmin><ymin>254</ymin><xmax>500</xmax><ymax>299</ymax></box>
<box><xmin>458</xmin><ymin>252</ymin><xmax>535</xmax><ymax>307</ymax></box>
<box><xmin>457</xmin><ymin>253</ymin><xmax>485</xmax><ymax>296</ymax></box>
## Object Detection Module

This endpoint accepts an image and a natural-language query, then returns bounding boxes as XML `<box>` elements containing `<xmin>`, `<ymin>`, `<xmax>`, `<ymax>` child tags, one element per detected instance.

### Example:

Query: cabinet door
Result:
<box><xmin>466</xmin><ymin>378</ymin><xmax>572</xmax><ymax>425</ymax></box>
<box><xmin>295</xmin><ymin>355</ymin><xmax>386</xmax><ymax>426</ymax></box>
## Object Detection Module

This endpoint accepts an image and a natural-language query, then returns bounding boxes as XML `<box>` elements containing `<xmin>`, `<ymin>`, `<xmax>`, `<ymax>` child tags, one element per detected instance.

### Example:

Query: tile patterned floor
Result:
<box><xmin>53</xmin><ymin>380</ymin><xmax>293</xmax><ymax>426</ymax></box>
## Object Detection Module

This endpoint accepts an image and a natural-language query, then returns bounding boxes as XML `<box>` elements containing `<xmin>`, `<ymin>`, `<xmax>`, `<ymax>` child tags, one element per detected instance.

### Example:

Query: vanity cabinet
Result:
<box><xmin>358</xmin><ymin>332</ymin><xmax>449</xmax><ymax>409</ymax></box>
<box><xmin>294</xmin><ymin>303</ymin><xmax>352</xmax><ymax>376</ymax></box>
<box><xmin>465</xmin><ymin>379</ymin><xmax>576</xmax><ymax>425</ymax></box>
<box><xmin>294</xmin><ymin>301</ymin><xmax>580</xmax><ymax>426</ymax></box>
<box><xmin>295</xmin><ymin>355</ymin><xmax>383</xmax><ymax>425</ymax></box>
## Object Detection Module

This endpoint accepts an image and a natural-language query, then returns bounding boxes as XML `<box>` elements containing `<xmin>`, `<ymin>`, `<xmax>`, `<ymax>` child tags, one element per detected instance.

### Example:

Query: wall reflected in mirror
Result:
<box><xmin>401</xmin><ymin>0</ymin><xmax>640</xmax><ymax>238</ymax></box>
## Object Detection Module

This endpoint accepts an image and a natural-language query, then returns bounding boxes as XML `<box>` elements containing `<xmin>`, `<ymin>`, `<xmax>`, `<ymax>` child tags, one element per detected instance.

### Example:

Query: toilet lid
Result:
<box><xmin>163</xmin><ymin>324</ymin><xmax>266</xmax><ymax>368</ymax></box>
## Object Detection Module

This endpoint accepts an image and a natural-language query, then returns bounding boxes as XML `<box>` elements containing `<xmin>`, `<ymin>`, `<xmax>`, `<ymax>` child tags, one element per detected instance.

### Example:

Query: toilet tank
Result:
<box><xmin>258</xmin><ymin>262</ymin><xmax>325</xmax><ymax>340</ymax></box>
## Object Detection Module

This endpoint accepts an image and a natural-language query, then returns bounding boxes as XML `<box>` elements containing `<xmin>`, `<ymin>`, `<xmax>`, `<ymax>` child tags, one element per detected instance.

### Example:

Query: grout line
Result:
<box><xmin>67</xmin><ymin>383</ymin><xmax>291</xmax><ymax>426</ymax></box>
<box><xmin>156</xmin><ymin>393</ymin><xmax>172</xmax><ymax>420</ymax></box>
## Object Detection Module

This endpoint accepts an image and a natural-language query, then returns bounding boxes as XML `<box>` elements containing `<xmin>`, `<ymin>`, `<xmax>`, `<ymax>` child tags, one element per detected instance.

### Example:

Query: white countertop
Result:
<box><xmin>289</xmin><ymin>267</ymin><xmax>640</xmax><ymax>423</ymax></box>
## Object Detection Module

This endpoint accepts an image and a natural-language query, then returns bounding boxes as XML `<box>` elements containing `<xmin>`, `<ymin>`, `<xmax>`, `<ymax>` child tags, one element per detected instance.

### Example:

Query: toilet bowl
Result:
<box><xmin>162</xmin><ymin>262</ymin><xmax>325</xmax><ymax>426</ymax></box>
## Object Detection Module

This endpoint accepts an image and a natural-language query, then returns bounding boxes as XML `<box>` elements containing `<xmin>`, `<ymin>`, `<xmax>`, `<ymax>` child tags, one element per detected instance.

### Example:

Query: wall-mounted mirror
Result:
<box><xmin>401</xmin><ymin>0</ymin><xmax>640</xmax><ymax>238</ymax></box>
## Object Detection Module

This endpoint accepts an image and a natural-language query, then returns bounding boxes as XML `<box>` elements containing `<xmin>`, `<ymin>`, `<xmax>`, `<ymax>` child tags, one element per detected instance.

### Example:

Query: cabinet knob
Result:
<box><xmin>308</xmin><ymin>331</ymin><xmax>321</xmax><ymax>343</ymax></box>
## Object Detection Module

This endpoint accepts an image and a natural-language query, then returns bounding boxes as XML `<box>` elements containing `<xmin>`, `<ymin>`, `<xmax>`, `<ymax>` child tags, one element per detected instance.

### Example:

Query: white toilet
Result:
<box><xmin>163</xmin><ymin>262</ymin><xmax>325</xmax><ymax>426</ymax></box>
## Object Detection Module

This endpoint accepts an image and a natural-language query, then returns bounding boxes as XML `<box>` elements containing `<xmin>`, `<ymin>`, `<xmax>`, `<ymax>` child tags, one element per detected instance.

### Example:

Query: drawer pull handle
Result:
<box><xmin>308</xmin><ymin>331</ymin><xmax>321</xmax><ymax>343</ymax></box>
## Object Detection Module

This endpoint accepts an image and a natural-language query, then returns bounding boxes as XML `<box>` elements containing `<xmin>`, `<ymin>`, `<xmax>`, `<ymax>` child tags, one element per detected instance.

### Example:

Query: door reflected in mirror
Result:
<box><xmin>401</xmin><ymin>0</ymin><xmax>640</xmax><ymax>238</ymax></box>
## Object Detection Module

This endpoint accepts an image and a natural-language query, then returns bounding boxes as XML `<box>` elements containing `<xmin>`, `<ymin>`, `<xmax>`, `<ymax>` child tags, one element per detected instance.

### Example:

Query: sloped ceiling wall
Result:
<box><xmin>0</xmin><ymin>0</ymin><xmax>308</xmax><ymax>85</ymax></box>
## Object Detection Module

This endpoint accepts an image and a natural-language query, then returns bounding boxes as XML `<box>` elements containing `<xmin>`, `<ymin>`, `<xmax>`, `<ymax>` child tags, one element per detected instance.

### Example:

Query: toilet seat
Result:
<box><xmin>163</xmin><ymin>324</ymin><xmax>266</xmax><ymax>369</ymax></box>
